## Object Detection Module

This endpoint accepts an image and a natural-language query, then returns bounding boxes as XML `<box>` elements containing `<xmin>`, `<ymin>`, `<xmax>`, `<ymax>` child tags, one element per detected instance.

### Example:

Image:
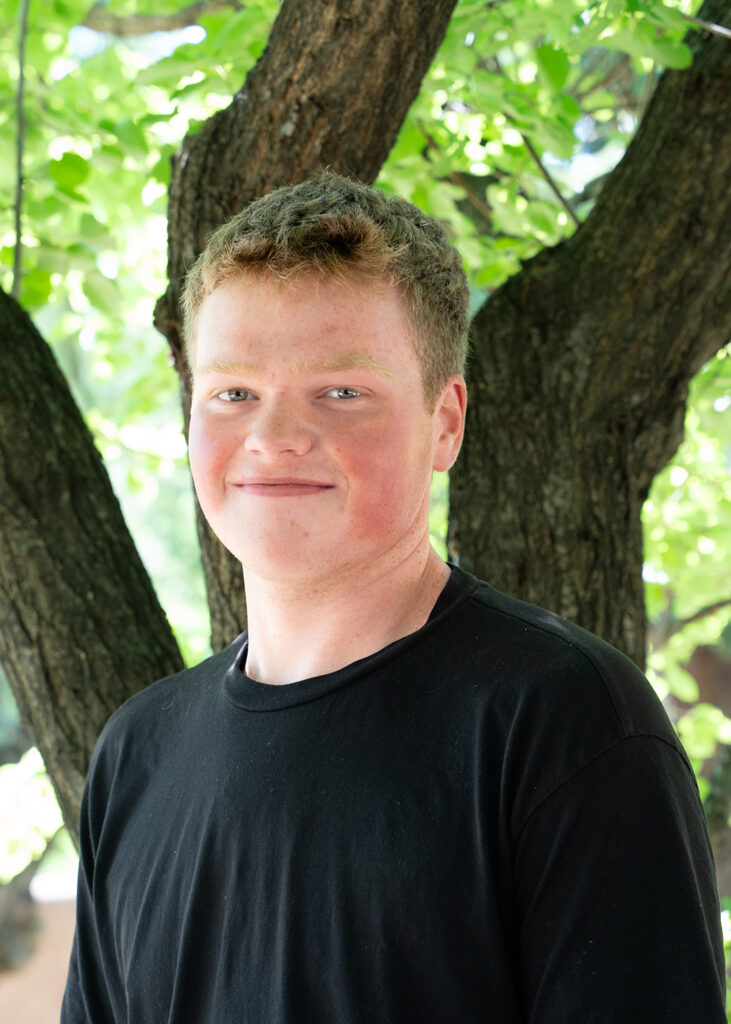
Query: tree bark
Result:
<box><xmin>448</xmin><ymin>0</ymin><xmax>730</xmax><ymax>670</ymax></box>
<box><xmin>155</xmin><ymin>0</ymin><xmax>460</xmax><ymax>650</ymax></box>
<box><xmin>0</xmin><ymin>289</ymin><xmax>184</xmax><ymax>839</ymax></box>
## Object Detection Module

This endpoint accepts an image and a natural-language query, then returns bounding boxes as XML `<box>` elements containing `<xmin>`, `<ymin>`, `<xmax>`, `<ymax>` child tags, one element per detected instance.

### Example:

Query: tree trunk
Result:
<box><xmin>0</xmin><ymin>289</ymin><xmax>184</xmax><ymax>839</ymax></box>
<box><xmin>155</xmin><ymin>0</ymin><xmax>459</xmax><ymax>650</ymax></box>
<box><xmin>449</xmin><ymin>0</ymin><xmax>730</xmax><ymax>670</ymax></box>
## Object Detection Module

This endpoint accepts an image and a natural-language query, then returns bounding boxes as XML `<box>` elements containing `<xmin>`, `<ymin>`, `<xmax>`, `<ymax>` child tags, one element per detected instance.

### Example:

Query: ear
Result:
<box><xmin>432</xmin><ymin>375</ymin><xmax>467</xmax><ymax>473</ymax></box>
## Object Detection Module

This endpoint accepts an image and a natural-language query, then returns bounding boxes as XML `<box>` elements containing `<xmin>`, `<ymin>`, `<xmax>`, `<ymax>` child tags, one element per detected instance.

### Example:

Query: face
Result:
<box><xmin>188</xmin><ymin>273</ymin><xmax>465</xmax><ymax>587</ymax></box>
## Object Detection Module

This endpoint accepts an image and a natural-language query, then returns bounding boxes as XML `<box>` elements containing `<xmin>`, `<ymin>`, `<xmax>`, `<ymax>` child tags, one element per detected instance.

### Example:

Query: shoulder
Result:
<box><xmin>445</xmin><ymin>569</ymin><xmax>676</xmax><ymax>740</ymax></box>
<box><xmin>88</xmin><ymin>633</ymin><xmax>245</xmax><ymax>775</ymax></box>
<box><xmin>430</xmin><ymin>570</ymin><xmax>694</xmax><ymax>821</ymax></box>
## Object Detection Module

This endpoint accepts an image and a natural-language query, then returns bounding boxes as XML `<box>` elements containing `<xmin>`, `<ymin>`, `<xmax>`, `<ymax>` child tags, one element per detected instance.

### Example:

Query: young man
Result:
<box><xmin>62</xmin><ymin>174</ymin><xmax>725</xmax><ymax>1022</ymax></box>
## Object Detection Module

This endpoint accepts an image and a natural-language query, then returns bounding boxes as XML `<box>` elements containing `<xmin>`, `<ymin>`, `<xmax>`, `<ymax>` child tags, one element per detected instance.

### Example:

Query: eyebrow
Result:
<box><xmin>195</xmin><ymin>359</ymin><xmax>254</xmax><ymax>377</ymax></box>
<box><xmin>301</xmin><ymin>354</ymin><xmax>395</xmax><ymax>379</ymax></box>
<box><xmin>195</xmin><ymin>354</ymin><xmax>395</xmax><ymax>380</ymax></box>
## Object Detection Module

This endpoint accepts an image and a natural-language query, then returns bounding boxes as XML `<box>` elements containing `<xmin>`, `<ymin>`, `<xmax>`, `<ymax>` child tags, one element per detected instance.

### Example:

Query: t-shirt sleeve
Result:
<box><xmin>60</xmin><ymin>737</ymin><xmax>120</xmax><ymax>1023</ymax></box>
<box><xmin>512</xmin><ymin>733</ymin><xmax>725</xmax><ymax>1023</ymax></box>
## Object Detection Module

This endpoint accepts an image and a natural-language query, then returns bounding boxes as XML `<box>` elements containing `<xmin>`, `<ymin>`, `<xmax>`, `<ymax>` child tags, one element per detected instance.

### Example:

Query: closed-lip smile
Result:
<box><xmin>234</xmin><ymin>477</ymin><xmax>334</xmax><ymax>496</ymax></box>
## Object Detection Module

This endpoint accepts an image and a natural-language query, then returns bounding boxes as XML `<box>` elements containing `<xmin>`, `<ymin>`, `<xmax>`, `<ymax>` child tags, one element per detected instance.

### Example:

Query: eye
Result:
<box><xmin>324</xmin><ymin>387</ymin><xmax>362</xmax><ymax>400</ymax></box>
<box><xmin>217</xmin><ymin>388</ymin><xmax>256</xmax><ymax>402</ymax></box>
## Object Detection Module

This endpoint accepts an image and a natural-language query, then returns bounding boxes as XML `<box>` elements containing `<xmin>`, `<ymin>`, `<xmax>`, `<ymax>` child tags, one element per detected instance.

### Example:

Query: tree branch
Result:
<box><xmin>572</xmin><ymin>54</ymin><xmax>633</xmax><ymax>104</ymax></box>
<box><xmin>493</xmin><ymin>56</ymin><xmax>580</xmax><ymax>228</ymax></box>
<box><xmin>649</xmin><ymin>598</ymin><xmax>731</xmax><ymax>653</ymax></box>
<box><xmin>12</xmin><ymin>0</ymin><xmax>31</xmax><ymax>300</ymax></box>
<box><xmin>682</xmin><ymin>12</ymin><xmax>731</xmax><ymax>41</ymax></box>
<box><xmin>0</xmin><ymin>288</ymin><xmax>185</xmax><ymax>842</ymax></box>
<box><xmin>418</xmin><ymin>126</ymin><xmax>493</xmax><ymax>222</ymax></box>
<box><xmin>81</xmin><ymin>0</ymin><xmax>241</xmax><ymax>37</ymax></box>
<box><xmin>515</xmin><ymin>130</ymin><xmax>580</xmax><ymax>227</ymax></box>
<box><xmin>452</xmin><ymin>172</ymin><xmax>492</xmax><ymax>221</ymax></box>
<box><xmin>449</xmin><ymin>0</ymin><xmax>731</xmax><ymax>668</ymax></box>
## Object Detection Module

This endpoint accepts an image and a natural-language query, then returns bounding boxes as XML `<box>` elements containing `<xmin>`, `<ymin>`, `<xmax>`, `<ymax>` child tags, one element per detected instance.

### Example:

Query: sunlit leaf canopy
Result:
<box><xmin>0</xmin><ymin>747</ymin><xmax>63</xmax><ymax>883</ymax></box>
<box><xmin>0</xmin><ymin>0</ymin><xmax>728</xmax><ymax>743</ymax></box>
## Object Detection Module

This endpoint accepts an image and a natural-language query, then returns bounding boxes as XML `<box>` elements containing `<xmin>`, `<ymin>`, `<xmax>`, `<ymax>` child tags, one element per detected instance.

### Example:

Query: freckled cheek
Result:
<box><xmin>340</xmin><ymin>437</ymin><xmax>421</xmax><ymax>538</ymax></box>
<box><xmin>188</xmin><ymin>417</ymin><xmax>236</xmax><ymax>501</ymax></box>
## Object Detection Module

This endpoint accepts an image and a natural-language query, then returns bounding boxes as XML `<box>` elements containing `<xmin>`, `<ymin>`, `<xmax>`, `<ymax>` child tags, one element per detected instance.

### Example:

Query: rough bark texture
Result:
<box><xmin>449</xmin><ymin>1</ymin><xmax>730</xmax><ymax>670</ymax></box>
<box><xmin>155</xmin><ymin>0</ymin><xmax>459</xmax><ymax>650</ymax></box>
<box><xmin>0</xmin><ymin>289</ymin><xmax>184</xmax><ymax>838</ymax></box>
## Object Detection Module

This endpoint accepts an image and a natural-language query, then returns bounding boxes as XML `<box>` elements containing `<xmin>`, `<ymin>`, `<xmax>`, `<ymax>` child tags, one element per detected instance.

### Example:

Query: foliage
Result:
<box><xmin>378</xmin><ymin>0</ymin><xmax>698</xmax><ymax>292</ymax></box>
<box><xmin>0</xmin><ymin>747</ymin><xmax>62</xmax><ymax>883</ymax></box>
<box><xmin>643</xmin><ymin>347</ymin><xmax>731</xmax><ymax>782</ymax></box>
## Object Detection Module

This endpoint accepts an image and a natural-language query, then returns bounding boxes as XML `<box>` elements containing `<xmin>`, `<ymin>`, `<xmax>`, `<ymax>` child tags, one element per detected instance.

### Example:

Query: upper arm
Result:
<box><xmin>513</xmin><ymin>735</ymin><xmax>725</xmax><ymax>1023</ymax></box>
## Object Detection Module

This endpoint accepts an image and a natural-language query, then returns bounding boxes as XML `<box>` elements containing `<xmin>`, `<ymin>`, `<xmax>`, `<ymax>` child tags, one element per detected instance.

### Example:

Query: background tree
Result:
<box><xmin>0</xmin><ymin>0</ymin><xmax>728</xmax><ymax>873</ymax></box>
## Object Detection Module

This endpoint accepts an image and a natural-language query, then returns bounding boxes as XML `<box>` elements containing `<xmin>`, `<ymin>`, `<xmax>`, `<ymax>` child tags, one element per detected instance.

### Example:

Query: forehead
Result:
<box><xmin>199</xmin><ymin>268</ymin><xmax>402</xmax><ymax>317</ymax></box>
<box><xmin>192</xmin><ymin>271</ymin><xmax>418</xmax><ymax>369</ymax></box>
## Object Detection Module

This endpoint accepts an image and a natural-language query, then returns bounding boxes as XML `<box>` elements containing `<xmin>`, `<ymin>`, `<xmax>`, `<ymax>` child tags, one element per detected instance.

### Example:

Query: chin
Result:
<box><xmin>233</xmin><ymin>543</ymin><xmax>330</xmax><ymax>581</ymax></box>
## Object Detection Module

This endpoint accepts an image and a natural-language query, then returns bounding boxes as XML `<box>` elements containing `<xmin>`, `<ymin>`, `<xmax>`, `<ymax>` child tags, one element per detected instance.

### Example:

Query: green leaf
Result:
<box><xmin>79</xmin><ymin>213</ymin><xmax>115</xmax><ymax>247</ymax></box>
<box><xmin>557</xmin><ymin>93</ymin><xmax>582</xmax><ymax>123</ymax></box>
<box><xmin>470</xmin><ymin>67</ymin><xmax>505</xmax><ymax>106</ymax></box>
<box><xmin>677</xmin><ymin>704</ymin><xmax>731</xmax><ymax>761</ymax></box>
<box><xmin>389</xmin><ymin>120</ymin><xmax>427</xmax><ymax>162</ymax></box>
<box><xmin>601</xmin><ymin>24</ymin><xmax>693</xmax><ymax>69</ymax></box>
<box><xmin>527</xmin><ymin>201</ymin><xmax>563</xmax><ymax>240</ymax></box>
<box><xmin>26</xmin><ymin>194</ymin><xmax>68</xmax><ymax>221</ymax></box>
<box><xmin>636</xmin><ymin>1</ymin><xmax>689</xmax><ymax>33</ymax></box>
<box><xmin>648</xmin><ymin>36</ymin><xmax>693</xmax><ymax>70</ymax></box>
<box><xmin>136</xmin><ymin>56</ymin><xmax>202</xmax><ymax>90</ymax></box>
<box><xmin>64</xmin><ymin>242</ymin><xmax>99</xmax><ymax>270</ymax></box>
<box><xmin>82</xmin><ymin>270</ymin><xmax>122</xmax><ymax>313</ymax></box>
<box><xmin>35</xmin><ymin>246</ymin><xmax>74</xmax><ymax>273</ymax></box>
<box><xmin>49</xmin><ymin>152</ymin><xmax>90</xmax><ymax>189</ymax></box>
<box><xmin>19</xmin><ymin>269</ymin><xmax>53</xmax><ymax>309</ymax></box>
<box><xmin>100</xmin><ymin>119</ymin><xmax>149</xmax><ymax>157</ymax></box>
<box><xmin>662</xmin><ymin>659</ymin><xmax>700</xmax><ymax>703</ymax></box>
<box><xmin>150</xmin><ymin>145</ymin><xmax>176</xmax><ymax>186</ymax></box>
<box><xmin>531</xmin><ymin>116</ymin><xmax>576</xmax><ymax>160</ymax></box>
<box><xmin>202</xmin><ymin>4</ymin><xmax>274</xmax><ymax>57</ymax></box>
<box><xmin>535</xmin><ymin>44</ymin><xmax>571</xmax><ymax>93</ymax></box>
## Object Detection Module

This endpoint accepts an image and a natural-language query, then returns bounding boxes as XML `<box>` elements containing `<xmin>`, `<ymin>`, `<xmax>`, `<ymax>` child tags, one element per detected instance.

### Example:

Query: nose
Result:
<box><xmin>243</xmin><ymin>398</ymin><xmax>312</xmax><ymax>456</ymax></box>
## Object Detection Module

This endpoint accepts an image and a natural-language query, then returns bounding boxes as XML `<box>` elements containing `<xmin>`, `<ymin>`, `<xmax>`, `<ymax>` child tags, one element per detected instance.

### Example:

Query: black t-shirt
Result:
<box><xmin>62</xmin><ymin>567</ymin><xmax>725</xmax><ymax>1022</ymax></box>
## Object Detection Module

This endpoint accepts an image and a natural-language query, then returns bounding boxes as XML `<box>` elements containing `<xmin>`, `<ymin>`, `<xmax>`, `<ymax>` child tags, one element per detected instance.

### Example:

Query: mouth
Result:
<box><xmin>234</xmin><ymin>478</ymin><xmax>335</xmax><ymax>497</ymax></box>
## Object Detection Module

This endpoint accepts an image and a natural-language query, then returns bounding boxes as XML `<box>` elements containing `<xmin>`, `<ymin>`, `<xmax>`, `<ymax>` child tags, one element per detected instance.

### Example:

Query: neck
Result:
<box><xmin>242</xmin><ymin>543</ymin><xmax>450</xmax><ymax>685</ymax></box>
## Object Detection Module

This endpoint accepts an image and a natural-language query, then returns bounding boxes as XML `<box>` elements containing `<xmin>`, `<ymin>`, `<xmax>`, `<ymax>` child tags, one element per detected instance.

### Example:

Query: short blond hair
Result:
<box><xmin>182</xmin><ymin>172</ymin><xmax>469</xmax><ymax>406</ymax></box>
